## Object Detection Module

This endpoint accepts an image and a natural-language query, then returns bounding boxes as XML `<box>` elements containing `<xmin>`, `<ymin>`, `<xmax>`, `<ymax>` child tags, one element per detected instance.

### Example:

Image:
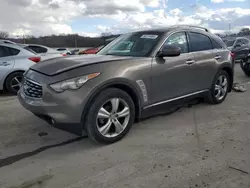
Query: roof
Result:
<box><xmin>133</xmin><ymin>25</ymin><xmax>211</xmax><ymax>33</ymax></box>
<box><xmin>0</xmin><ymin>39</ymin><xmax>16</xmax><ymax>45</ymax></box>
<box><xmin>0</xmin><ymin>42</ymin><xmax>24</xmax><ymax>50</ymax></box>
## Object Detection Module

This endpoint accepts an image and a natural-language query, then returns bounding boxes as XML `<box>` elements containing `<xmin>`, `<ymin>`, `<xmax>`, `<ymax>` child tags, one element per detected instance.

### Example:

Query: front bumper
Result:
<box><xmin>17</xmin><ymin>69</ymin><xmax>91</xmax><ymax>136</ymax></box>
<box><xmin>18</xmin><ymin>88</ymin><xmax>84</xmax><ymax>136</ymax></box>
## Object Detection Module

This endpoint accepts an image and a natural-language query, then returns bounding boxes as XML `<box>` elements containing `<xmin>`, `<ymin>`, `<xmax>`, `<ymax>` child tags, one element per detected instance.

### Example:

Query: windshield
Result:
<box><xmin>224</xmin><ymin>40</ymin><xmax>235</xmax><ymax>47</ymax></box>
<box><xmin>98</xmin><ymin>32</ymin><xmax>163</xmax><ymax>57</ymax></box>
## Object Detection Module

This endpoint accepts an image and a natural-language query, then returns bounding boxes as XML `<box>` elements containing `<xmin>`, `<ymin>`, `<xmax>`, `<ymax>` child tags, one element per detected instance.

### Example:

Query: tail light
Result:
<box><xmin>62</xmin><ymin>54</ymin><xmax>67</xmax><ymax>56</ymax></box>
<box><xmin>29</xmin><ymin>57</ymin><xmax>41</xmax><ymax>63</ymax></box>
<box><xmin>230</xmin><ymin>51</ymin><xmax>235</xmax><ymax>58</ymax></box>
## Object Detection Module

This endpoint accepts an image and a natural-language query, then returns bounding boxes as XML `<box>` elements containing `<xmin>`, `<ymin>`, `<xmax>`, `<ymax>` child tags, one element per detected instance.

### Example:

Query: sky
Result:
<box><xmin>0</xmin><ymin>0</ymin><xmax>249</xmax><ymax>37</ymax></box>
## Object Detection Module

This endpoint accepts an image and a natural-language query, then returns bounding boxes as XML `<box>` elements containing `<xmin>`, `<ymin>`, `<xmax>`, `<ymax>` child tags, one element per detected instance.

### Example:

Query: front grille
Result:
<box><xmin>23</xmin><ymin>78</ymin><xmax>43</xmax><ymax>98</ymax></box>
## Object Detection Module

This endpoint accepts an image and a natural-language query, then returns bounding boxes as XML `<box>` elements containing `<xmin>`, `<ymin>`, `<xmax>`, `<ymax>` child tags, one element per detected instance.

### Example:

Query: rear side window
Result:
<box><xmin>211</xmin><ymin>39</ymin><xmax>223</xmax><ymax>49</ymax></box>
<box><xmin>0</xmin><ymin>46</ymin><xmax>20</xmax><ymax>57</ymax></box>
<box><xmin>9</xmin><ymin>48</ymin><xmax>20</xmax><ymax>55</ymax></box>
<box><xmin>57</xmin><ymin>48</ymin><xmax>66</xmax><ymax>51</ymax></box>
<box><xmin>189</xmin><ymin>32</ymin><xmax>213</xmax><ymax>52</ymax></box>
<box><xmin>28</xmin><ymin>46</ymin><xmax>48</xmax><ymax>53</ymax></box>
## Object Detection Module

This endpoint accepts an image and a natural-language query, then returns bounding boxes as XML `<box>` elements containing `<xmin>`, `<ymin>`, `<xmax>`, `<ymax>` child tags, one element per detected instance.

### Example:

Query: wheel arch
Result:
<box><xmin>218</xmin><ymin>64</ymin><xmax>234</xmax><ymax>92</ymax></box>
<box><xmin>81</xmin><ymin>78</ymin><xmax>143</xmax><ymax>130</ymax></box>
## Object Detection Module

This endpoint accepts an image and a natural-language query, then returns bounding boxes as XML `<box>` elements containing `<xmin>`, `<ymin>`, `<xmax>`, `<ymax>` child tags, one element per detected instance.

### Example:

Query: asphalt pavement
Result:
<box><xmin>0</xmin><ymin>64</ymin><xmax>250</xmax><ymax>188</ymax></box>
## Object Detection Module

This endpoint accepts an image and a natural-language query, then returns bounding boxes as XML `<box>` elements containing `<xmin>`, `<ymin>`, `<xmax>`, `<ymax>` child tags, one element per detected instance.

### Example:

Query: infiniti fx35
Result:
<box><xmin>18</xmin><ymin>25</ymin><xmax>234</xmax><ymax>144</ymax></box>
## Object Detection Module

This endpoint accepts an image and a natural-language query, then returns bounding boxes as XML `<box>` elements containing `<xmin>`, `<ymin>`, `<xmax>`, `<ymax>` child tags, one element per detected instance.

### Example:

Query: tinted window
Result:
<box><xmin>225</xmin><ymin>40</ymin><xmax>235</xmax><ymax>47</ymax></box>
<box><xmin>241</xmin><ymin>39</ymin><xmax>250</xmax><ymax>45</ymax></box>
<box><xmin>57</xmin><ymin>48</ymin><xmax>66</xmax><ymax>51</ymax></box>
<box><xmin>28</xmin><ymin>46</ymin><xmax>39</xmax><ymax>53</ymax></box>
<box><xmin>211</xmin><ymin>39</ymin><xmax>223</xmax><ymax>49</ymax></box>
<box><xmin>24</xmin><ymin>46</ymin><xmax>37</xmax><ymax>54</ymax></box>
<box><xmin>0</xmin><ymin>46</ymin><xmax>20</xmax><ymax>57</ymax></box>
<box><xmin>235</xmin><ymin>39</ymin><xmax>243</xmax><ymax>45</ymax></box>
<box><xmin>28</xmin><ymin>46</ymin><xmax>47</xmax><ymax>53</ymax></box>
<box><xmin>189</xmin><ymin>32</ymin><xmax>213</xmax><ymax>52</ymax></box>
<box><xmin>9</xmin><ymin>48</ymin><xmax>20</xmax><ymax>55</ymax></box>
<box><xmin>164</xmin><ymin>32</ymin><xmax>188</xmax><ymax>53</ymax></box>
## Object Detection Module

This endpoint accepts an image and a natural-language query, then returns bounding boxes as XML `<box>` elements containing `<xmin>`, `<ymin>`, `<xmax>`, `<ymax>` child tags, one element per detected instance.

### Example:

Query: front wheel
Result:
<box><xmin>85</xmin><ymin>88</ymin><xmax>135</xmax><ymax>144</ymax></box>
<box><xmin>206</xmin><ymin>70</ymin><xmax>230</xmax><ymax>104</ymax></box>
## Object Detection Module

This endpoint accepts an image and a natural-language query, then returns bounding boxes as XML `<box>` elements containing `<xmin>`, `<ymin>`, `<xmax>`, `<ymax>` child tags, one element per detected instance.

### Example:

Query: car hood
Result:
<box><xmin>30</xmin><ymin>54</ymin><xmax>135</xmax><ymax>76</ymax></box>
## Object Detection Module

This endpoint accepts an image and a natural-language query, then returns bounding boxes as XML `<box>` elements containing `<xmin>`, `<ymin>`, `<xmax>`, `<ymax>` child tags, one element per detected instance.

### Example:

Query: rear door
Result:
<box><xmin>187</xmin><ymin>32</ymin><xmax>217</xmax><ymax>91</ymax></box>
<box><xmin>0</xmin><ymin>46</ymin><xmax>16</xmax><ymax>84</ymax></box>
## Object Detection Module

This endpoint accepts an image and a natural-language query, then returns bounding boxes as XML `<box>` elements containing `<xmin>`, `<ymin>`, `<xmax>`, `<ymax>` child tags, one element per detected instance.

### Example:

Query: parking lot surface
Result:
<box><xmin>0</xmin><ymin>64</ymin><xmax>250</xmax><ymax>188</ymax></box>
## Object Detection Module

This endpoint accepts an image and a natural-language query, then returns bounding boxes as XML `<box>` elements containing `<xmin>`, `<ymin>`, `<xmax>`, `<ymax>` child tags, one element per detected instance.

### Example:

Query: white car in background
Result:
<box><xmin>56</xmin><ymin>48</ymin><xmax>72</xmax><ymax>55</ymax></box>
<box><xmin>0</xmin><ymin>43</ymin><xmax>41</xmax><ymax>94</ymax></box>
<box><xmin>0</xmin><ymin>39</ymin><xmax>16</xmax><ymax>45</ymax></box>
<box><xmin>19</xmin><ymin>44</ymin><xmax>66</xmax><ymax>61</ymax></box>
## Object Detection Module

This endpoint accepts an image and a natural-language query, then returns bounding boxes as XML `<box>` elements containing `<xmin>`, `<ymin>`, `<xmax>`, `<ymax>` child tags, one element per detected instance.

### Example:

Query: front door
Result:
<box><xmin>151</xmin><ymin>32</ymin><xmax>195</xmax><ymax>103</ymax></box>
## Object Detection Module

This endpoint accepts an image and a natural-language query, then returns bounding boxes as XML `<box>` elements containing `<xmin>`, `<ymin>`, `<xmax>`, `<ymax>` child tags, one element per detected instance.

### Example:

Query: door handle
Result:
<box><xmin>0</xmin><ymin>62</ymin><xmax>10</xmax><ymax>66</ymax></box>
<box><xmin>185</xmin><ymin>60</ymin><xmax>195</xmax><ymax>65</ymax></box>
<box><xmin>214</xmin><ymin>55</ymin><xmax>221</xmax><ymax>60</ymax></box>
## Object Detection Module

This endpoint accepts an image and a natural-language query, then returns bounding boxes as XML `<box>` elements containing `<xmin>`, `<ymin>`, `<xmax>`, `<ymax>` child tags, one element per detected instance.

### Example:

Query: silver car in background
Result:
<box><xmin>0</xmin><ymin>43</ymin><xmax>41</xmax><ymax>94</ymax></box>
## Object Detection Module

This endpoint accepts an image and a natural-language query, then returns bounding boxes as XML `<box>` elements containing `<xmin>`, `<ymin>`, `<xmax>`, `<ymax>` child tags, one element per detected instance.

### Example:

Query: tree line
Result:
<box><xmin>0</xmin><ymin>31</ymin><xmax>120</xmax><ymax>48</ymax></box>
<box><xmin>1</xmin><ymin>27</ymin><xmax>250</xmax><ymax>48</ymax></box>
<box><xmin>215</xmin><ymin>28</ymin><xmax>250</xmax><ymax>38</ymax></box>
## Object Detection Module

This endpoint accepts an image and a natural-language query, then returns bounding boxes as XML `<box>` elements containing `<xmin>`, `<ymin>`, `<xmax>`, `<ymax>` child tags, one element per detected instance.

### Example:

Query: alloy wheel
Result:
<box><xmin>10</xmin><ymin>76</ymin><xmax>22</xmax><ymax>93</ymax></box>
<box><xmin>96</xmin><ymin>98</ymin><xmax>130</xmax><ymax>138</ymax></box>
<box><xmin>214</xmin><ymin>75</ymin><xmax>228</xmax><ymax>101</ymax></box>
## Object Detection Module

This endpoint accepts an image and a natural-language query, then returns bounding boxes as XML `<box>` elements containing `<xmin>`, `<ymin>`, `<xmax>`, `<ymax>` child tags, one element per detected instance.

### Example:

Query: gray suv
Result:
<box><xmin>18</xmin><ymin>25</ymin><xmax>234</xmax><ymax>144</ymax></box>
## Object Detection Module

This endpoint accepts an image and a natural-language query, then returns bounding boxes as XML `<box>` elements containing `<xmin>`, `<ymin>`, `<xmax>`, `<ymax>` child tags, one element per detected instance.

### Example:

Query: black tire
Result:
<box><xmin>85</xmin><ymin>88</ymin><xmax>135</xmax><ymax>144</ymax></box>
<box><xmin>5</xmin><ymin>72</ymin><xmax>24</xmax><ymax>95</ymax></box>
<box><xmin>240</xmin><ymin>58</ymin><xmax>250</xmax><ymax>77</ymax></box>
<box><xmin>206</xmin><ymin>70</ymin><xmax>230</xmax><ymax>104</ymax></box>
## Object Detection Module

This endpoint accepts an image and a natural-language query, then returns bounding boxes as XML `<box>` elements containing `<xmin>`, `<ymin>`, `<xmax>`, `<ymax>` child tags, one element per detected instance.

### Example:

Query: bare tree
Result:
<box><xmin>0</xmin><ymin>31</ymin><xmax>9</xmax><ymax>39</ymax></box>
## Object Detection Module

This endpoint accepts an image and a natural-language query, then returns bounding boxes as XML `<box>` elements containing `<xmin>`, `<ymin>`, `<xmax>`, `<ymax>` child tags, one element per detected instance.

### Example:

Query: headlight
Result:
<box><xmin>49</xmin><ymin>72</ymin><xmax>100</xmax><ymax>93</ymax></box>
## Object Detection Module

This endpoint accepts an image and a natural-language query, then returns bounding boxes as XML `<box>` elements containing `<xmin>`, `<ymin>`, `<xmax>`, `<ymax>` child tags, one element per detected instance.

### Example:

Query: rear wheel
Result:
<box><xmin>85</xmin><ymin>88</ymin><xmax>135</xmax><ymax>144</ymax></box>
<box><xmin>5</xmin><ymin>72</ymin><xmax>24</xmax><ymax>95</ymax></box>
<box><xmin>206</xmin><ymin>70</ymin><xmax>229</xmax><ymax>104</ymax></box>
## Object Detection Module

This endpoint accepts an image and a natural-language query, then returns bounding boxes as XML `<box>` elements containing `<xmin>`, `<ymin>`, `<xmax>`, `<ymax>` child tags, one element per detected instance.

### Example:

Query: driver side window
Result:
<box><xmin>235</xmin><ymin>39</ymin><xmax>243</xmax><ymax>46</ymax></box>
<box><xmin>163</xmin><ymin>32</ymin><xmax>188</xmax><ymax>53</ymax></box>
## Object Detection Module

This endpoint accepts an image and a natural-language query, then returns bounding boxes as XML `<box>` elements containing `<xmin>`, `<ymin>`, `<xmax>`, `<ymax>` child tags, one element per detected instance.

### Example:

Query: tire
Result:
<box><xmin>85</xmin><ymin>88</ymin><xmax>135</xmax><ymax>144</ymax></box>
<box><xmin>5</xmin><ymin>72</ymin><xmax>24</xmax><ymax>95</ymax></box>
<box><xmin>240</xmin><ymin>58</ymin><xmax>250</xmax><ymax>77</ymax></box>
<box><xmin>206</xmin><ymin>70</ymin><xmax>230</xmax><ymax>104</ymax></box>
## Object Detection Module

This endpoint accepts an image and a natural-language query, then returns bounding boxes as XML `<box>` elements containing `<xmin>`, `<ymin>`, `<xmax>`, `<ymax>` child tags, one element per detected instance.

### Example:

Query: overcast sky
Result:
<box><xmin>0</xmin><ymin>0</ymin><xmax>249</xmax><ymax>37</ymax></box>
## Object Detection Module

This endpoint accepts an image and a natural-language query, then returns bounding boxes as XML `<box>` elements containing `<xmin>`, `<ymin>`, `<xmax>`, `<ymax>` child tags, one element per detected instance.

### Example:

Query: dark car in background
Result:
<box><xmin>18</xmin><ymin>25</ymin><xmax>234</xmax><ymax>144</ymax></box>
<box><xmin>224</xmin><ymin>37</ymin><xmax>250</xmax><ymax>61</ymax></box>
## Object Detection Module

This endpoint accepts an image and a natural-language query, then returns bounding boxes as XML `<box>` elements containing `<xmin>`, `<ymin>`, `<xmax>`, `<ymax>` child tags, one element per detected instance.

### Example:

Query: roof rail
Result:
<box><xmin>172</xmin><ymin>25</ymin><xmax>211</xmax><ymax>33</ymax></box>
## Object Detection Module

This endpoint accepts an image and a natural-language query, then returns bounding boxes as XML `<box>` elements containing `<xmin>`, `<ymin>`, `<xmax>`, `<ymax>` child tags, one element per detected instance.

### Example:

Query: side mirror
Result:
<box><xmin>157</xmin><ymin>45</ymin><xmax>181</xmax><ymax>58</ymax></box>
